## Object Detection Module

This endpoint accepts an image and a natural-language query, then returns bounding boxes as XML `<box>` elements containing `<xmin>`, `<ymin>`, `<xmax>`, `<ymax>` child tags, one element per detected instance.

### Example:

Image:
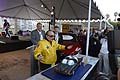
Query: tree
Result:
<box><xmin>114</xmin><ymin>12</ymin><xmax>118</xmax><ymax>22</ymax></box>
<box><xmin>117</xmin><ymin>13</ymin><xmax>120</xmax><ymax>21</ymax></box>
<box><xmin>110</xmin><ymin>21</ymin><xmax>120</xmax><ymax>29</ymax></box>
<box><xmin>109</xmin><ymin>13</ymin><xmax>120</xmax><ymax>29</ymax></box>
<box><xmin>106</xmin><ymin>14</ymin><xmax>110</xmax><ymax>20</ymax></box>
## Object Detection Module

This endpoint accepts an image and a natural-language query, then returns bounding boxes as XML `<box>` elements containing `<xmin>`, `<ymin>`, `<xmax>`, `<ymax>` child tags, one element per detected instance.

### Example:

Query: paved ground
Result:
<box><xmin>0</xmin><ymin>49</ymin><xmax>30</xmax><ymax>80</ymax></box>
<box><xmin>0</xmin><ymin>49</ymin><xmax>117</xmax><ymax>80</ymax></box>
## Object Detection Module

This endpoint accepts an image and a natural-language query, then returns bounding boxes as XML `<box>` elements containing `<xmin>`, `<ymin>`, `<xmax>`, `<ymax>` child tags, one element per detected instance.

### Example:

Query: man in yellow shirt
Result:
<box><xmin>34</xmin><ymin>30</ymin><xmax>72</xmax><ymax>71</ymax></box>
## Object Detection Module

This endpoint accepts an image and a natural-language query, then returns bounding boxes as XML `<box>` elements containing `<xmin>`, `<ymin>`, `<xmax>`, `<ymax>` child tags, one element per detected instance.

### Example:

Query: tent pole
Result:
<box><xmin>14</xmin><ymin>18</ymin><xmax>18</xmax><ymax>34</ymax></box>
<box><xmin>84</xmin><ymin>0</ymin><xmax>92</xmax><ymax>64</ymax></box>
<box><xmin>99</xmin><ymin>16</ymin><xmax>102</xmax><ymax>30</ymax></box>
<box><xmin>104</xmin><ymin>19</ymin><xmax>106</xmax><ymax>29</ymax></box>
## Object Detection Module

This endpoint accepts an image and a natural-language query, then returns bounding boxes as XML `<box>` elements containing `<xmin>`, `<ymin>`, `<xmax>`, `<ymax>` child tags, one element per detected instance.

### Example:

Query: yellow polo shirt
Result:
<box><xmin>34</xmin><ymin>39</ymin><xmax>65</xmax><ymax>64</ymax></box>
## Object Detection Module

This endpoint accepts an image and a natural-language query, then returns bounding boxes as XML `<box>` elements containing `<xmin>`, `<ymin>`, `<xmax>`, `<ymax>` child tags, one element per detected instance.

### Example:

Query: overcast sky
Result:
<box><xmin>94</xmin><ymin>0</ymin><xmax>120</xmax><ymax>20</ymax></box>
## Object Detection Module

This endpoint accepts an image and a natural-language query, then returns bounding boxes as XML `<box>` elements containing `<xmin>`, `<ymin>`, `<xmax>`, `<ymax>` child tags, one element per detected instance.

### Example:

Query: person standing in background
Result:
<box><xmin>54</xmin><ymin>26</ymin><xmax>63</xmax><ymax>44</ymax></box>
<box><xmin>98</xmin><ymin>29</ymin><xmax>111</xmax><ymax>75</ymax></box>
<box><xmin>53</xmin><ymin>26</ymin><xmax>63</xmax><ymax>63</ymax></box>
<box><xmin>3</xmin><ymin>19</ymin><xmax>10</xmax><ymax>37</ymax></box>
<box><xmin>30</xmin><ymin>22</ymin><xmax>45</xmax><ymax>76</ymax></box>
<box><xmin>31</xmin><ymin>22</ymin><xmax>45</xmax><ymax>45</ymax></box>
<box><xmin>89</xmin><ymin>32</ymin><xmax>101</xmax><ymax>57</ymax></box>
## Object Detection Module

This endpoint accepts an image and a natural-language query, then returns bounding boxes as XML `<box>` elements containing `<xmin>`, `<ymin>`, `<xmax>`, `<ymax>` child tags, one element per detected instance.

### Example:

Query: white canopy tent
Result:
<box><xmin>0</xmin><ymin>0</ymin><xmax>104</xmax><ymax>61</ymax></box>
<box><xmin>0</xmin><ymin>0</ymin><xmax>102</xmax><ymax>20</ymax></box>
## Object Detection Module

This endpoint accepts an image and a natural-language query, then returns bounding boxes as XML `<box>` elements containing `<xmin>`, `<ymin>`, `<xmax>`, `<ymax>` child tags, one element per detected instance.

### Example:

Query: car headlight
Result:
<box><xmin>68</xmin><ymin>60</ymin><xmax>75</xmax><ymax>66</ymax></box>
<box><xmin>62</xmin><ymin>59</ymin><xmax>68</xmax><ymax>64</ymax></box>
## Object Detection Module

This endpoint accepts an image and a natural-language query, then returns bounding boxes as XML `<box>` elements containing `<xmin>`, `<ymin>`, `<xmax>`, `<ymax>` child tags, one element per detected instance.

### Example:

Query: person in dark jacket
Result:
<box><xmin>89</xmin><ymin>32</ymin><xmax>101</xmax><ymax>57</ymax></box>
<box><xmin>30</xmin><ymin>22</ymin><xmax>45</xmax><ymax>76</ymax></box>
<box><xmin>3</xmin><ymin>19</ymin><xmax>10</xmax><ymax>37</ymax></box>
<box><xmin>31</xmin><ymin>23</ymin><xmax>45</xmax><ymax>45</ymax></box>
<box><xmin>53</xmin><ymin>26</ymin><xmax>63</xmax><ymax>63</ymax></box>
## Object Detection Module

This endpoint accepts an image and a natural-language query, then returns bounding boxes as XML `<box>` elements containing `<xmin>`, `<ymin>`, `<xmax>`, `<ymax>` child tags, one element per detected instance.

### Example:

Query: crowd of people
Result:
<box><xmin>2</xmin><ymin>19</ymin><xmax>119</xmax><ymax>79</ymax></box>
<box><xmin>30</xmin><ymin>23</ymin><xmax>73</xmax><ymax>76</ymax></box>
<box><xmin>29</xmin><ymin>22</ymin><xmax>120</xmax><ymax>80</ymax></box>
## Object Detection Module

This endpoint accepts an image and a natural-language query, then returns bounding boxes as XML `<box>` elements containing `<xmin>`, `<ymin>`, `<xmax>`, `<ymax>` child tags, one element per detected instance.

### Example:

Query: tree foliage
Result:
<box><xmin>109</xmin><ymin>21</ymin><xmax>120</xmax><ymax>28</ymax></box>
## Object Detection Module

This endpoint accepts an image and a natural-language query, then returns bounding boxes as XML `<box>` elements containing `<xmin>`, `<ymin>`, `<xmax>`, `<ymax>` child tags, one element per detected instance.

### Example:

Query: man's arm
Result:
<box><xmin>31</xmin><ymin>31</ymin><xmax>37</xmax><ymax>45</ymax></box>
<box><xmin>7</xmin><ymin>22</ymin><xmax>10</xmax><ymax>27</ymax></box>
<box><xmin>34</xmin><ymin>42</ymin><xmax>43</xmax><ymax>60</ymax></box>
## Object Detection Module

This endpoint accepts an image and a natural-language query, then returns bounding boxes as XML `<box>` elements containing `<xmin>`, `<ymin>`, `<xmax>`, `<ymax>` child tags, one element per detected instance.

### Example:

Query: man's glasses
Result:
<box><xmin>47</xmin><ymin>35</ymin><xmax>55</xmax><ymax>37</ymax></box>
